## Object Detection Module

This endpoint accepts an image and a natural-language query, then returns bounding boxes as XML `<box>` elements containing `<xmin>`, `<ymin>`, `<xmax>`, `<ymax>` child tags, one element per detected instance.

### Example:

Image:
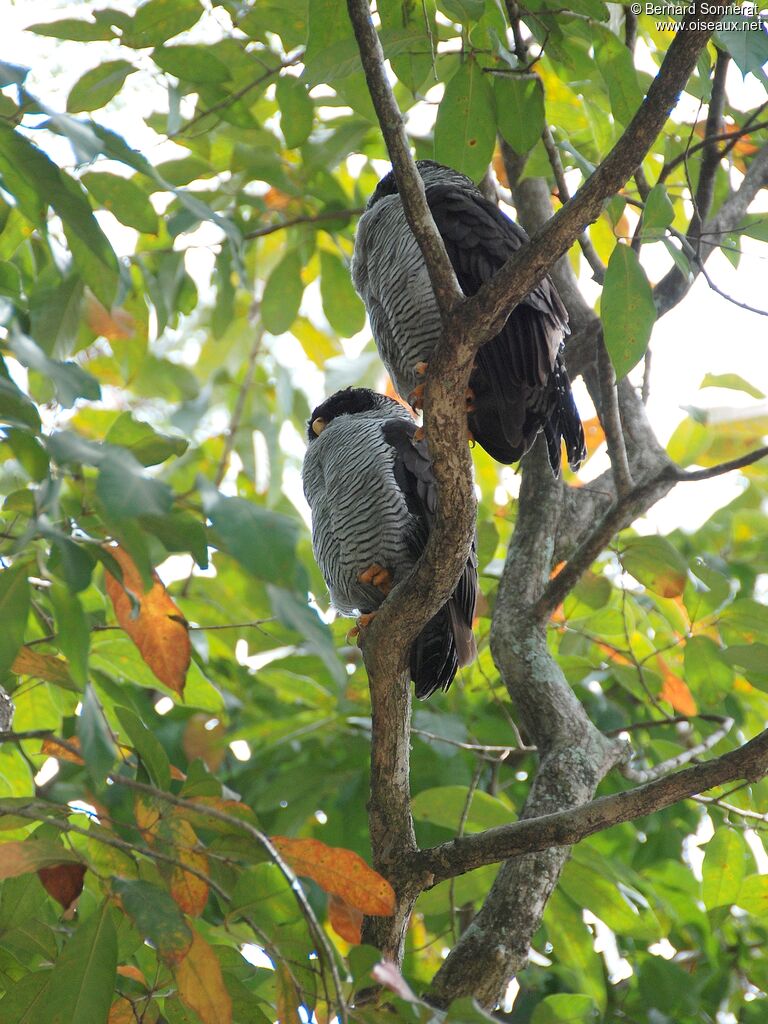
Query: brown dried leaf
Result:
<box><xmin>12</xmin><ymin>647</ymin><xmax>74</xmax><ymax>686</ymax></box>
<box><xmin>104</xmin><ymin>545</ymin><xmax>190</xmax><ymax>695</ymax></box>
<box><xmin>182</xmin><ymin>714</ymin><xmax>226</xmax><ymax>772</ymax></box>
<box><xmin>86</xmin><ymin>295</ymin><xmax>135</xmax><ymax>340</ymax></box>
<box><xmin>173</xmin><ymin>929</ymin><xmax>232</xmax><ymax>1024</ymax></box>
<box><xmin>272</xmin><ymin>836</ymin><xmax>395</xmax><ymax>916</ymax></box>
<box><xmin>41</xmin><ymin>736</ymin><xmax>85</xmax><ymax>765</ymax></box>
<box><xmin>328</xmin><ymin>892</ymin><xmax>362</xmax><ymax>945</ymax></box>
<box><xmin>37</xmin><ymin>862</ymin><xmax>87</xmax><ymax>910</ymax></box>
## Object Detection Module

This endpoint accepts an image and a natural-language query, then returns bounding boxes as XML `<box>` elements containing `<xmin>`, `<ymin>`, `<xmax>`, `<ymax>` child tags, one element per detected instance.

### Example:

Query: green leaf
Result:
<box><xmin>8</xmin><ymin>334</ymin><xmax>101</xmax><ymax>409</ymax></box>
<box><xmin>153</xmin><ymin>44</ymin><xmax>231</xmax><ymax>83</ymax></box>
<box><xmin>5</xmin><ymin>428</ymin><xmax>49</xmax><ymax>481</ymax></box>
<box><xmin>267</xmin><ymin>585</ymin><xmax>345</xmax><ymax>686</ymax></box>
<box><xmin>319</xmin><ymin>251</ymin><xmax>365</xmax><ymax>337</ymax></box>
<box><xmin>0</xmin><ymin>377</ymin><xmax>41</xmax><ymax>432</ymax></box>
<box><xmin>0</xmin><ymin>259</ymin><xmax>21</xmax><ymax>298</ymax></box>
<box><xmin>495</xmin><ymin>76</ymin><xmax>544</xmax><ymax>155</ymax></box>
<box><xmin>437</xmin><ymin>0</ymin><xmax>485</xmax><ymax>22</ymax></box>
<box><xmin>411</xmin><ymin>785</ymin><xmax>514</xmax><ymax>832</ymax></box>
<box><xmin>29</xmin><ymin>275</ymin><xmax>85</xmax><ymax>358</ymax></box>
<box><xmin>261</xmin><ymin>251</ymin><xmax>304</xmax><ymax>334</ymax></box>
<box><xmin>122</xmin><ymin>0</ymin><xmax>203</xmax><ymax>49</ymax></box>
<box><xmin>27</xmin><ymin>17</ymin><xmax>115</xmax><ymax>41</ymax></box>
<box><xmin>620</xmin><ymin>537</ymin><xmax>687</xmax><ymax>597</ymax></box>
<box><xmin>702</xmin><ymin>829</ymin><xmax>745</xmax><ymax>909</ymax></box>
<box><xmin>45</xmin><ymin>899</ymin><xmax>117</xmax><ymax>1023</ymax></box>
<box><xmin>66</xmin><ymin>60</ymin><xmax>137</xmax><ymax>113</ymax></box>
<box><xmin>104</xmin><ymin>412</ymin><xmax>188</xmax><ymax>466</ymax></box>
<box><xmin>737</xmin><ymin>874</ymin><xmax>768</xmax><ymax>916</ymax></box>
<box><xmin>50</xmin><ymin>583</ymin><xmax>89</xmax><ymax>686</ymax></box>
<box><xmin>112</xmin><ymin>879</ymin><xmax>192</xmax><ymax>961</ymax></box>
<box><xmin>81</xmin><ymin>171</ymin><xmax>159</xmax><ymax>234</ymax></box>
<box><xmin>594</xmin><ymin>30</ymin><xmax>644</xmax><ymax>126</ymax></box>
<box><xmin>720</xmin><ymin>599</ymin><xmax>768</xmax><ymax>645</ymax></box>
<box><xmin>683</xmin><ymin>636</ymin><xmax>732</xmax><ymax>702</ymax></box>
<box><xmin>96</xmin><ymin>448</ymin><xmax>174</xmax><ymax>519</ymax></box>
<box><xmin>140</xmin><ymin>511</ymin><xmax>209</xmax><ymax>568</ymax></box>
<box><xmin>531</xmin><ymin>993</ymin><xmax>598</xmax><ymax>1024</ymax></box>
<box><xmin>276</xmin><ymin>76</ymin><xmax>314</xmax><ymax>149</ymax></box>
<box><xmin>0</xmin><ymin>125</ymin><xmax>118</xmax><ymax>306</ymax></box>
<box><xmin>699</xmin><ymin>372</ymin><xmax>765</xmax><ymax>400</ymax></box>
<box><xmin>77</xmin><ymin>684</ymin><xmax>117</xmax><ymax>783</ymax></box>
<box><xmin>200</xmin><ymin>483</ymin><xmax>300</xmax><ymax>585</ymax></box>
<box><xmin>0</xmin><ymin>563</ymin><xmax>30</xmax><ymax>678</ymax></box>
<box><xmin>715</xmin><ymin>15</ymin><xmax>768</xmax><ymax>77</ymax></box>
<box><xmin>115</xmin><ymin>706</ymin><xmax>171</xmax><ymax>790</ymax></box>
<box><xmin>642</xmin><ymin>183</ymin><xmax>675</xmax><ymax>239</ymax></box>
<box><xmin>601</xmin><ymin>244</ymin><xmax>656</xmax><ymax>379</ymax></box>
<box><xmin>434</xmin><ymin>57</ymin><xmax>496</xmax><ymax>183</ymax></box>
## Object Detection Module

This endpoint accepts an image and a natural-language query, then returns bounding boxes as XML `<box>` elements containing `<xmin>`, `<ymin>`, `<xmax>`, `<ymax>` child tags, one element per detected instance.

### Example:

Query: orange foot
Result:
<box><xmin>358</xmin><ymin>564</ymin><xmax>393</xmax><ymax>595</ymax></box>
<box><xmin>413</xmin><ymin>425</ymin><xmax>425</xmax><ymax>442</ymax></box>
<box><xmin>346</xmin><ymin>611</ymin><xmax>378</xmax><ymax>643</ymax></box>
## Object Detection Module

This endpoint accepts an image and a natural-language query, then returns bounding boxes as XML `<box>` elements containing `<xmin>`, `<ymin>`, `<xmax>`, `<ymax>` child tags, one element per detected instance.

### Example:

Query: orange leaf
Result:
<box><xmin>581</xmin><ymin>416</ymin><xmax>606</xmax><ymax>459</ymax></box>
<box><xmin>12</xmin><ymin>647</ymin><xmax>74</xmax><ymax>686</ymax></box>
<box><xmin>108</xmin><ymin>997</ymin><xmax>136</xmax><ymax>1024</ymax></box>
<box><xmin>328</xmin><ymin>892</ymin><xmax>363</xmax><ymax>944</ymax></box>
<box><xmin>41</xmin><ymin>736</ymin><xmax>85</xmax><ymax>765</ymax></box>
<box><xmin>0</xmin><ymin>840</ymin><xmax>81</xmax><ymax>879</ymax></box>
<box><xmin>167</xmin><ymin>818</ymin><xmax>209</xmax><ymax>917</ymax></box>
<box><xmin>263</xmin><ymin>187</ymin><xmax>293</xmax><ymax>210</ymax></box>
<box><xmin>37</xmin><ymin>862</ymin><xmax>87</xmax><ymax>910</ymax></box>
<box><xmin>182</xmin><ymin>714</ymin><xmax>226</xmax><ymax>772</ymax></box>
<box><xmin>117</xmin><ymin>965</ymin><xmax>147</xmax><ymax>985</ymax></box>
<box><xmin>658</xmin><ymin>659</ymin><xmax>698</xmax><ymax>715</ymax></box>
<box><xmin>272</xmin><ymin>836</ymin><xmax>395</xmax><ymax>916</ymax></box>
<box><xmin>86</xmin><ymin>296</ymin><xmax>135</xmax><ymax>340</ymax></box>
<box><xmin>173</xmin><ymin>929</ymin><xmax>232</xmax><ymax>1024</ymax></box>
<box><xmin>275</xmin><ymin>962</ymin><xmax>302</xmax><ymax>1024</ymax></box>
<box><xmin>104</xmin><ymin>545</ymin><xmax>190</xmax><ymax>695</ymax></box>
<box><xmin>596</xmin><ymin>643</ymin><xmax>632</xmax><ymax>666</ymax></box>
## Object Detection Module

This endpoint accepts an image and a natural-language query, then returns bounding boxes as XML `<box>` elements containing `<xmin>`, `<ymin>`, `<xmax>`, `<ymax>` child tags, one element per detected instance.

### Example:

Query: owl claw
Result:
<box><xmin>358</xmin><ymin>564</ymin><xmax>393</xmax><ymax>594</ymax></box>
<box><xmin>408</xmin><ymin>383</ymin><xmax>425</xmax><ymax>412</ymax></box>
<box><xmin>346</xmin><ymin>611</ymin><xmax>378</xmax><ymax>643</ymax></box>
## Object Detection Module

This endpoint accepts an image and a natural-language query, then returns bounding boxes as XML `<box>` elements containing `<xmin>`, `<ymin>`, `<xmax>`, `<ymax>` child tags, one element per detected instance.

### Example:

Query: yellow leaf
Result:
<box><xmin>272</xmin><ymin>836</ymin><xmax>395</xmax><ymax>916</ymax></box>
<box><xmin>104</xmin><ymin>545</ymin><xmax>190</xmax><ymax>695</ymax></box>
<box><xmin>174</xmin><ymin>930</ymin><xmax>232</xmax><ymax>1024</ymax></box>
<box><xmin>108</xmin><ymin>997</ymin><xmax>136</xmax><ymax>1024</ymax></box>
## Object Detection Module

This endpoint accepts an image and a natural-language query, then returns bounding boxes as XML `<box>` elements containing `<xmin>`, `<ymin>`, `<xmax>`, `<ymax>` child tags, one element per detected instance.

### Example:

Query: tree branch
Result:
<box><xmin>413</xmin><ymin>726</ymin><xmax>768</xmax><ymax>885</ymax></box>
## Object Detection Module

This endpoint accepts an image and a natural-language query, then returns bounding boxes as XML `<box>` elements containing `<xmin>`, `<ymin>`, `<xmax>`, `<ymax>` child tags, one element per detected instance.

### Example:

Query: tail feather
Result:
<box><xmin>411</xmin><ymin>606</ymin><xmax>459</xmax><ymax>699</ymax></box>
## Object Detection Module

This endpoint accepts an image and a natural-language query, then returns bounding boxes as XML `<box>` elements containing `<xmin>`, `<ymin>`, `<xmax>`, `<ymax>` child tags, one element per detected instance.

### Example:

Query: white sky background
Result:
<box><xmin>3</xmin><ymin>0</ymin><xmax>768</xmax><ymax>536</ymax></box>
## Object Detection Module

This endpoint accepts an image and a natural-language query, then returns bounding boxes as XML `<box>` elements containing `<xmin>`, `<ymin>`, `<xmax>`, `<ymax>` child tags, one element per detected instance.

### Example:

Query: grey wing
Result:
<box><xmin>353</xmin><ymin>198</ymin><xmax>443</xmax><ymax>399</ymax></box>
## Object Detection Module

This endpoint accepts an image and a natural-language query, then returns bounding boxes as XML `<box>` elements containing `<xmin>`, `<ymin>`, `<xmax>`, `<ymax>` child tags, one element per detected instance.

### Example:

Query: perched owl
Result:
<box><xmin>352</xmin><ymin>160</ymin><xmax>586</xmax><ymax>473</ymax></box>
<box><xmin>302</xmin><ymin>387</ymin><xmax>477</xmax><ymax>698</ymax></box>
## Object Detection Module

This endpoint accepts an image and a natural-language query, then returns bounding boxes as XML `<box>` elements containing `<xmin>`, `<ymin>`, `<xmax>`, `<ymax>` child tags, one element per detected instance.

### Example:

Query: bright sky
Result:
<box><xmin>4</xmin><ymin>0</ymin><xmax>767</xmax><ymax>536</ymax></box>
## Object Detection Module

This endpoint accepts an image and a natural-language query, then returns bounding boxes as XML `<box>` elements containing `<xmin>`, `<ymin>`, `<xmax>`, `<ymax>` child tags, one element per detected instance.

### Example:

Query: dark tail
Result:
<box><xmin>410</xmin><ymin>601</ymin><xmax>476</xmax><ymax>699</ymax></box>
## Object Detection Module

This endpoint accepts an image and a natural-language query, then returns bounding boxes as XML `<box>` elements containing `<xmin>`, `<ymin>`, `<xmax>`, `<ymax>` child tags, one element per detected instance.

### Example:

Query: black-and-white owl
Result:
<box><xmin>351</xmin><ymin>160</ymin><xmax>586</xmax><ymax>474</ymax></box>
<box><xmin>302</xmin><ymin>387</ymin><xmax>477</xmax><ymax>698</ymax></box>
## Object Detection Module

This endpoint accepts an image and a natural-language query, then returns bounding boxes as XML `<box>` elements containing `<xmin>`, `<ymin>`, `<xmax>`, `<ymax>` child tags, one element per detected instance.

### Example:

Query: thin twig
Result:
<box><xmin>242</xmin><ymin>208</ymin><xmax>364</xmax><ymax>241</ymax></box>
<box><xmin>621</xmin><ymin>717</ymin><xmax>734</xmax><ymax>782</ymax></box>
<box><xmin>541</xmin><ymin>125</ymin><xmax>605</xmax><ymax>283</ymax></box>
<box><xmin>596</xmin><ymin>333</ymin><xmax>633</xmax><ymax>495</ymax></box>
<box><xmin>535</xmin><ymin>444</ymin><xmax>768</xmax><ymax>620</ymax></box>
<box><xmin>659</xmin><ymin>111</ymin><xmax>768</xmax><ymax>183</ymax></box>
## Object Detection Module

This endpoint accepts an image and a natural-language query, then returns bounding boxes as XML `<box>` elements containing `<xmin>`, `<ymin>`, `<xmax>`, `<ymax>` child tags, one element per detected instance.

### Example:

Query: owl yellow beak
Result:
<box><xmin>311</xmin><ymin>417</ymin><xmax>327</xmax><ymax>436</ymax></box>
